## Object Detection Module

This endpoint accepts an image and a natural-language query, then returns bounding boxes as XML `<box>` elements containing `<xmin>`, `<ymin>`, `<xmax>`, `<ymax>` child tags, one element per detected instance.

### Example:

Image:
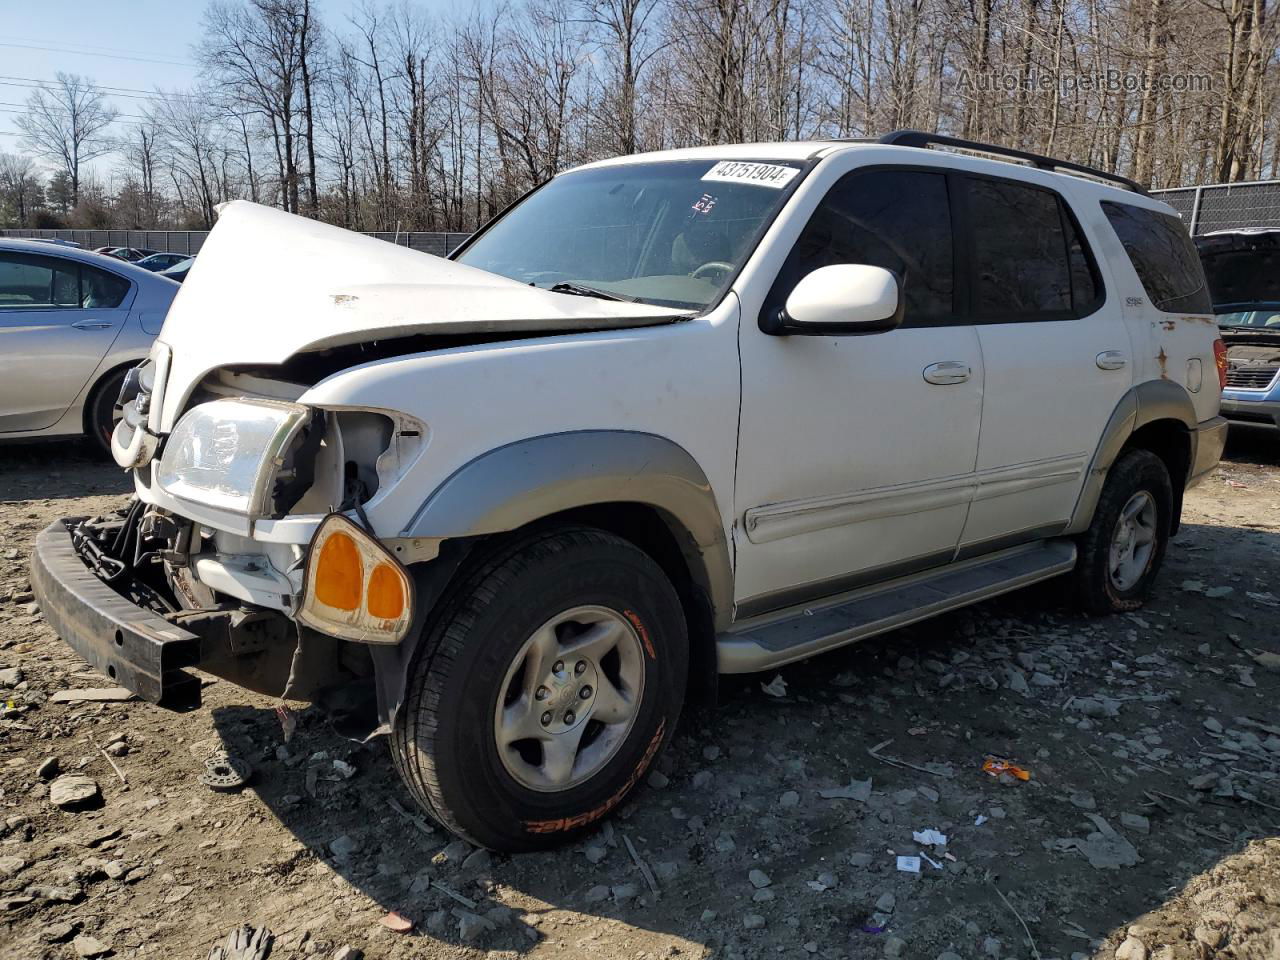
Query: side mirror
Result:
<box><xmin>779</xmin><ymin>264</ymin><xmax>903</xmax><ymax>335</ymax></box>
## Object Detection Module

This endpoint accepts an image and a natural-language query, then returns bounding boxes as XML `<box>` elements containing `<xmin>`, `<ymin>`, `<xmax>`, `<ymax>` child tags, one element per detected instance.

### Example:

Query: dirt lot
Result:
<box><xmin>1</xmin><ymin>428</ymin><xmax>1279</xmax><ymax>960</ymax></box>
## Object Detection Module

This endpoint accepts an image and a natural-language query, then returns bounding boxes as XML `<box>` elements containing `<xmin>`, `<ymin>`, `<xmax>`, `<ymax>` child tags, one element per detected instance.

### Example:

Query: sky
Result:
<box><xmin>0</xmin><ymin>0</ymin><xmax>475</xmax><ymax>175</ymax></box>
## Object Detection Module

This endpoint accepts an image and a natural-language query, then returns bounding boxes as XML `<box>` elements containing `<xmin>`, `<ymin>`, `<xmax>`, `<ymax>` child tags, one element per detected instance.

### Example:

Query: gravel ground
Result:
<box><xmin>1</xmin><ymin>427</ymin><xmax>1278</xmax><ymax>960</ymax></box>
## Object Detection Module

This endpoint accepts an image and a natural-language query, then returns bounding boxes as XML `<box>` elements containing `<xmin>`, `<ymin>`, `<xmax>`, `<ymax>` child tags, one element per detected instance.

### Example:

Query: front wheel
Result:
<box><xmin>1073</xmin><ymin>448</ymin><xmax>1173</xmax><ymax>614</ymax></box>
<box><xmin>390</xmin><ymin>527</ymin><xmax>688</xmax><ymax>851</ymax></box>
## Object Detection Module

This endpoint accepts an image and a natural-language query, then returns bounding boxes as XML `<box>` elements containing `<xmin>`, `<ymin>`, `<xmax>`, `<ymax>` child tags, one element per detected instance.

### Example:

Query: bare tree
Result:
<box><xmin>155</xmin><ymin>92</ymin><xmax>224</xmax><ymax>228</ymax></box>
<box><xmin>199</xmin><ymin>0</ymin><xmax>312</xmax><ymax>211</ymax></box>
<box><xmin>16</xmin><ymin>72</ymin><xmax>118</xmax><ymax>207</ymax></box>
<box><xmin>577</xmin><ymin>0</ymin><xmax>667</xmax><ymax>153</ymax></box>
<box><xmin>0</xmin><ymin>152</ymin><xmax>42</xmax><ymax>226</ymax></box>
<box><xmin>5</xmin><ymin>0</ymin><xmax>1280</xmax><ymax>235</ymax></box>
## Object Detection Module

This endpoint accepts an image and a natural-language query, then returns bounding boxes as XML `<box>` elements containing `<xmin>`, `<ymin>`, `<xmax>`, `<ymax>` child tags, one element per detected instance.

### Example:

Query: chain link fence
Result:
<box><xmin>1152</xmin><ymin>180</ymin><xmax>1280</xmax><ymax>236</ymax></box>
<box><xmin>0</xmin><ymin>228</ymin><xmax>472</xmax><ymax>257</ymax></box>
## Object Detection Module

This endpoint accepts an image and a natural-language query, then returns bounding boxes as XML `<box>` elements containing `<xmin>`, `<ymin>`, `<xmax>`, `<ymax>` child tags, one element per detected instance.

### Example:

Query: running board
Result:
<box><xmin>717</xmin><ymin>539</ymin><xmax>1077</xmax><ymax>673</ymax></box>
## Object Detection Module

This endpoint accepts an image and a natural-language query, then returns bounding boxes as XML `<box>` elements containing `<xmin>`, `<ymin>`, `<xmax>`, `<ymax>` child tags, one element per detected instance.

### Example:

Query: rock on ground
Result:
<box><xmin>48</xmin><ymin>774</ymin><xmax>100</xmax><ymax>809</ymax></box>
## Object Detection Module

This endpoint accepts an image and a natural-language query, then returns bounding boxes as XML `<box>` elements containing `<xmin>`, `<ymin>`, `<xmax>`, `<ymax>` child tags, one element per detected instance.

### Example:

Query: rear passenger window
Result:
<box><xmin>81</xmin><ymin>265</ymin><xmax>130</xmax><ymax>309</ymax></box>
<box><xmin>968</xmin><ymin>177</ymin><xmax>1099</xmax><ymax>319</ymax></box>
<box><xmin>1101</xmin><ymin>201</ymin><xmax>1210</xmax><ymax>313</ymax></box>
<box><xmin>0</xmin><ymin>254</ymin><xmax>130</xmax><ymax>311</ymax></box>
<box><xmin>766</xmin><ymin>168</ymin><xmax>954</xmax><ymax>327</ymax></box>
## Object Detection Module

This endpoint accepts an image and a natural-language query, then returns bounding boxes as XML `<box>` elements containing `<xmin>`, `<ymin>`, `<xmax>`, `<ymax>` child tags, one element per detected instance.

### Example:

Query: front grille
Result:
<box><xmin>1225</xmin><ymin>364</ymin><xmax>1279</xmax><ymax>389</ymax></box>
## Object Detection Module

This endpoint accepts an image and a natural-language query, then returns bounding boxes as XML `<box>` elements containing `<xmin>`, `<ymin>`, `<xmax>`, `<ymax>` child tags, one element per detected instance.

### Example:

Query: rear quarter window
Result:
<box><xmin>81</xmin><ymin>264</ymin><xmax>131</xmax><ymax>308</ymax></box>
<box><xmin>1101</xmin><ymin>201</ymin><xmax>1210</xmax><ymax>313</ymax></box>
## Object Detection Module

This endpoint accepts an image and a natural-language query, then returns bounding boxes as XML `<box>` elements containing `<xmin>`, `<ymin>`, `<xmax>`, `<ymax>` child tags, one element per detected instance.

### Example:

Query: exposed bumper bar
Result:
<box><xmin>30</xmin><ymin>520</ymin><xmax>202</xmax><ymax>710</ymax></box>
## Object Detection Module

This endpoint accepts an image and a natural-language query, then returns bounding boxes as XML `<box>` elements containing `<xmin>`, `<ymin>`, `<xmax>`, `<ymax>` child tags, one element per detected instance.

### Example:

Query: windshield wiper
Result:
<box><xmin>548</xmin><ymin>281</ymin><xmax>638</xmax><ymax>303</ymax></box>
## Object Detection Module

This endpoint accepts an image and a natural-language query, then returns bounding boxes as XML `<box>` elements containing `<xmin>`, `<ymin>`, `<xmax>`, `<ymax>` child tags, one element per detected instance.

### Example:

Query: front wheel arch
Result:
<box><xmin>388</xmin><ymin>524</ymin><xmax>688</xmax><ymax>850</ymax></box>
<box><xmin>369</xmin><ymin>503</ymin><xmax>716</xmax><ymax>745</ymax></box>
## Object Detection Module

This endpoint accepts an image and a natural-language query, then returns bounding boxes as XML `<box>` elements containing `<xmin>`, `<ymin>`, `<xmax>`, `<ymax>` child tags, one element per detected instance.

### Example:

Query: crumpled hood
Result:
<box><xmin>155</xmin><ymin>201</ymin><xmax>688</xmax><ymax>429</ymax></box>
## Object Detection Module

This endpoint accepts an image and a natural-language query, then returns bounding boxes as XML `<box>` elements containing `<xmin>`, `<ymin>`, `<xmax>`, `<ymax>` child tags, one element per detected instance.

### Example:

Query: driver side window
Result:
<box><xmin>764</xmin><ymin>168</ymin><xmax>955</xmax><ymax>328</ymax></box>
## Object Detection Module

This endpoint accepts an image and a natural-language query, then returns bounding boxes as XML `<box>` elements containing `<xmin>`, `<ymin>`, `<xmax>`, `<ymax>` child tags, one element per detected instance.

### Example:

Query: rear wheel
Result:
<box><xmin>85</xmin><ymin>368</ymin><xmax>128</xmax><ymax>457</ymax></box>
<box><xmin>1073</xmin><ymin>448</ymin><xmax>1173</xmax><ymax>614</ymax></box>
<box><xmin>390</xmin><ymin>527</ymin><xmax>687</xmax><ymax>851</ymax></box>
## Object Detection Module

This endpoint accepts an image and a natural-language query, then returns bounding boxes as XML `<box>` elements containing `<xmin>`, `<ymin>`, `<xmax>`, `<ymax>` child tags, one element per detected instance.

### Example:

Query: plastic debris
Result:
<box><xmin>760</xmin><ymin>674</ymin><xmax>788</xmax><ymax>697</ymax></box>
<box><xmin>380</xmin><ymin>911</ymin><xmax>414</xmax><ymax>933</ymax></box>
<box><xmin>974</xmin><ymin>815</ymin><xmax>989</xmax><ymax>826</ymax></box>
<box><xmin>912</xmin><ymin>828</ymin><xmax>947</xmax><ymax>846</ymax></box>
<box><xmin>895</xmin><ymin>856</ymin><xmax>921</xmax><ymax>873</ymax></box>
<box><xmin>982</xmin><ymin>756</ymin><xmax>1031</xmax><ymax>781</ymax></box>
<box><xmin>919</xmin><ymin>851</ymin><xmax>943</xmax><ymax>870</ymax></box>
<box><xmin>198</xmin><ymin>752</ymin><xmax>253</xmax><ymax>792</ymax></box>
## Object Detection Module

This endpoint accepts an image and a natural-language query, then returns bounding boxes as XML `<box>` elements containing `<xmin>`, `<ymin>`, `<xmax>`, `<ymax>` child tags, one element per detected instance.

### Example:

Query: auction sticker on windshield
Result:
<box><xmin>702</xmin><ymin>161</ymin><xmax>799</xmax><ymax>189</ymax></box>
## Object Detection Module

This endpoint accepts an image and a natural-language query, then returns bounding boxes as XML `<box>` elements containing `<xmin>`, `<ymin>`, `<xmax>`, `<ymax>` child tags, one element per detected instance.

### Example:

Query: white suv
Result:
<box><xmin>32</xmin><ymin>131</ymin><xmax>1227</xmax><ymax>851</ymax></box>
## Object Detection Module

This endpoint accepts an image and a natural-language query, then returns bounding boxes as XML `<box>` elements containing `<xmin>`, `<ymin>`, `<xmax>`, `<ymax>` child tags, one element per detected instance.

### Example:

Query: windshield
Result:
<box><xmin>1217</xmin><ymin>306</ymin><xmax>1280</xmax><ymax>329</ymax></box>
<box><xmin>455</xmin><ymin>159</ymin><xmax>804</xmax><ymax>310</ymax></box>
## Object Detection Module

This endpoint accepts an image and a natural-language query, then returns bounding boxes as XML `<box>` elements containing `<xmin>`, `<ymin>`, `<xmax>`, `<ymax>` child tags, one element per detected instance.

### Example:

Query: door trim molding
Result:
<box><xmin>743</xmin><ymin>452</ymin><xmax>1088</xmax><ymax>545</ymax></box>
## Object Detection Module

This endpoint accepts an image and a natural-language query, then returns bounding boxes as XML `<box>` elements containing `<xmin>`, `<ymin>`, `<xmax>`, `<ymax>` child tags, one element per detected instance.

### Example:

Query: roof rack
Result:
<box><xmin>878</xmin><ymin>130</ymin><xmax>1150</xmax><ymax>197</ymax></box>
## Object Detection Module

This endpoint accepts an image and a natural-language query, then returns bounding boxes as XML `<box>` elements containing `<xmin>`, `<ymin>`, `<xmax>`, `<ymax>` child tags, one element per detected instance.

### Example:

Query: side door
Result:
<box><xmin>733</xmin><ymin>165</ymin><xmax>985</xmax><ymax>615</ymax></box>
<box><xmin>956</xmin><ymin>174</ymin><xmax>1133</xmax><ymax>553</ymax></box>
<box><xmin>0</xmin><ymin>252</ymin><xmax>133</xmax><ymax>433</ymax></box>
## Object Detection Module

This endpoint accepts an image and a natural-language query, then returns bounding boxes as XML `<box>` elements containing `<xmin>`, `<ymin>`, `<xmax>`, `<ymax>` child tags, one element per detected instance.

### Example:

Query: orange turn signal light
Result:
<box><xmin>366</xmin><ymin>562</ymin><xmax>406</xmax><ymax>619</ymax></box>
<box><xmin>315</xmin><ymin>531</ymin><xmax>362</xmax><ymax>611</ymax></box>
<box><xmin>299</xmin><ymin>513</ymin><xmax>413</xmax><ymax>644</ymax></box>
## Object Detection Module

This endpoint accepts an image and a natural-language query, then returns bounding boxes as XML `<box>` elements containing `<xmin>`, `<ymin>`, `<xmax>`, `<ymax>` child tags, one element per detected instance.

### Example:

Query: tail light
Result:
<box><xmin>1213</xmin><ymin>339</ymin><xmax>1229</xmax><ymax>392</ymax></box>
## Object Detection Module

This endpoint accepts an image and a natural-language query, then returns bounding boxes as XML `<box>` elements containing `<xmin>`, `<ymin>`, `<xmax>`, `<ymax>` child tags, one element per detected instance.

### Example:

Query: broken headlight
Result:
<box><xmin>156</xmin><ymin>398</ymin><xmax>311</xmax><ymax>515</ymax></box>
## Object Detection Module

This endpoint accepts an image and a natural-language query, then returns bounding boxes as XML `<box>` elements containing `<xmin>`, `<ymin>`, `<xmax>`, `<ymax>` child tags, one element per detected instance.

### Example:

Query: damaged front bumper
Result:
<box><xmin>31</xmin><ymin>508</ymin><xmax>400</xmax><ymax>734</ymax></box>
<box><xmin>30</xmin><ymin>519</ymin><xmax>204</xmax><ymax>709</ymax></box>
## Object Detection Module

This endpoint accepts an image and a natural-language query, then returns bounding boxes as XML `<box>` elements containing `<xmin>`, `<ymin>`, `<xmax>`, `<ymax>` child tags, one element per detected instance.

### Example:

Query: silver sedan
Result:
<box><xmin>0</xmin><ymin>239</ymin><xmax>180</xmax><ymax>453</ymax></box>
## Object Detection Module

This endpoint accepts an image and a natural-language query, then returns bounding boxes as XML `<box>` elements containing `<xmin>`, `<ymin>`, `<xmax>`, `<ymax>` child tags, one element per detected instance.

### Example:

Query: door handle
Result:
<box><xmin>71</xmin><ymin>319</ymin><xmax>112</xmax><ymax>330</ymax></box>
<box><xmin>923</xmin><ymin>361</ymin><xmax>971</xmax><ymax>385</ymax></box>
<box><xmin>1096</xmin><ymin>350</ymin><xmax>1127</xmax><ymax>370</ymax></box>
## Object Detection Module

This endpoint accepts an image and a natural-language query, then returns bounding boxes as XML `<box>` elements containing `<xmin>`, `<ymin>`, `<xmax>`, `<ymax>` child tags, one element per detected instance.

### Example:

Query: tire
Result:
<box><xmin>85</xmin><ymin>368</ymin><xmax>128</xmax><ymax>458</ymax></box>
<box><xmin>390</xmin><ymin>526</ymin><xmax>688</xmax><ymax>851</ymax></box>
<box><xmin>1073</xmin><ymin>448</ymin><xmax>1173</xmax><ymax>614</ymax></box>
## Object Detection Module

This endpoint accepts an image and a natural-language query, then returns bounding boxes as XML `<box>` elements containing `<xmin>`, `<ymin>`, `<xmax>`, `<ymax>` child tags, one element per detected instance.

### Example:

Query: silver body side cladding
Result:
<box><xmin>402</xmin><ymin>430</ymin><xmax>734</xmax><ymax>630</ymax></box>
<box><xmin>1065</xmin><ymin>380</ymin><xmax>1198</xmax><ymax>536</ymax></box>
